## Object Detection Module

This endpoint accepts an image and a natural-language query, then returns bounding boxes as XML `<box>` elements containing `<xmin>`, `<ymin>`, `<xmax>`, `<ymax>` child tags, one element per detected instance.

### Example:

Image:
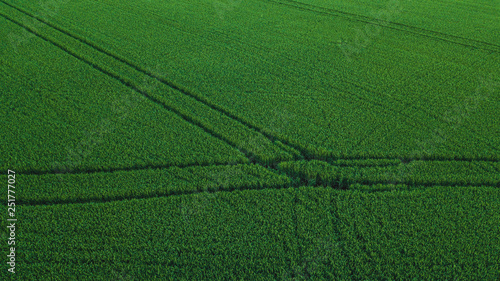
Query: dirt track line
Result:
<box><xmin>263</xmin><ymin>0</ymin><xmax>500</xmax><ymax>53</ymax></box>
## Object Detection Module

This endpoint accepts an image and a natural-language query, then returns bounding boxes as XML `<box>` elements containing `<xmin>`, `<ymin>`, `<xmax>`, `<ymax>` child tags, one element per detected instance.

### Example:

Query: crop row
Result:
<box><xmin>279</xmin><ymin>160</ymin><xmax>500</xmax><ymax>187</ymax></box>
<box><xmin>348</xmin><ymin>183</ymin><xmax>411</xmax><ymax>192</ymax></box>
<box><xmin>1</xmin><ymin>164</ymin><xmax>291</xmax><ymax>205</ymax></box>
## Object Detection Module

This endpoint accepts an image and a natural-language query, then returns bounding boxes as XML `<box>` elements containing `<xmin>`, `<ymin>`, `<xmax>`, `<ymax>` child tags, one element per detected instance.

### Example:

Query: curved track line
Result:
<box><xmin>11</xmin><ymin>157</ymin><xmax>499</xmax><ymax>177</ymax></box>
<box><xmin>17</xmin><ymin>179</ymin><xmax>294</xmax><ymax>206</ymax></box>
<box><xmin>17</xmin><ymin>179</ymin><xmax>499</xmax><ymax>207</ymax></box>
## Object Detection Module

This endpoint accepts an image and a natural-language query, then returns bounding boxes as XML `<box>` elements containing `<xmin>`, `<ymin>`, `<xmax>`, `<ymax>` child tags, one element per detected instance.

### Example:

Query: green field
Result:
<box><xmin>1</xmin><ymin>0</ymin><xmax>499</xmax><ymax>279</ymax></box>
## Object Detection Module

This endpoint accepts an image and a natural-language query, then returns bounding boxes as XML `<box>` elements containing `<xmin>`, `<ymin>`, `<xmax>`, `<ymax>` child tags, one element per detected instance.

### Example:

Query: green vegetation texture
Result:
<box><xmin>0</xmin><ymin>0</ymin><xmax>498</xmax><ymax>279</ymax></box>
<box><xmin>2</xmin><ymin>187</ymin><xmax>499</xmax><ymax>280</ymax></box>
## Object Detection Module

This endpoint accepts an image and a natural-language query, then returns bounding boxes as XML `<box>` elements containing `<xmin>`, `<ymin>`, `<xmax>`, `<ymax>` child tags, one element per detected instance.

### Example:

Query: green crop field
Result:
<box><xmin>0</xmin><ymin>0</ymin><xmax>498</xmax><ymax>279</ymax></box>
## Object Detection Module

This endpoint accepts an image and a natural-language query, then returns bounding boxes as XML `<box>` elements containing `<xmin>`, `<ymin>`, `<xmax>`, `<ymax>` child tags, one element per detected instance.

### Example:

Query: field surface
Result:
<box><xmin>0</xmin><ymin>0</ymin><xmax>499</xmax><ymax>279</ymax></box>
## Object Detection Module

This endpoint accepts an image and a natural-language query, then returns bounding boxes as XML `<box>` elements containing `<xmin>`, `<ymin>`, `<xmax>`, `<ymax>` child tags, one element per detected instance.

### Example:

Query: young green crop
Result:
<box><xmin>10</xmin><ymin>188</ymin><xmax>298</xmax><ymax>280</ymax></box>
<box><xmin>7</xmin><ymin>186</ymin><xmax>499</xmax><ymax>280</ymax></box>
<box><xmin>290</xmin><ymin>0</ymin><xmax>500</xmax><ymax>46</ymax></box>
<box><xmin>279</xmin><ymin>160</ymin><xmax>500</xmax><ymax>187</ymax></box>
<box><xmin>1</xmin><ymin>0</ymin><xmax>499</xmax><ymax>279</ymax></box>
<box><xmin>0</xmin><ymin>1</ymin><xmax>295</xmax><ymax>165</ymax></box>
<box><xmin>0</xmin><ymin>16</ymin><xmax>248</xmax><ymax>174</ymax></box>
<box><xmin>10</xmin><ymin>164</ymin><xmax>291</xmax><ymax>204</ymax></box>
<box><xmin>3</xmin><ymin>0</ymin><xmax>498</xmax><ymax>161</ymax></box>
<box><xmin>334</xmin><ymin>185</ymin><xmax>500</xmax><ymax>280</ymax></box>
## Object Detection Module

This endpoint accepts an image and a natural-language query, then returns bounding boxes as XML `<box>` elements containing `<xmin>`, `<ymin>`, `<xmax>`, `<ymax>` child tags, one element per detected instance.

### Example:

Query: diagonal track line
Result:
<box><xmin>183</xmin><ymin>11</ymin><xmax>499</xmax><ymax>153</ymax></box>
<box><xmin>0</xmin><ymin>12</ymin><xmax>257</xmax><ymax>164</ymax></box>
<box><xmin>0</xmin><ymin>0</ymin><xmax>306</xmax><ymax>160</ymax></box>
<box><xmin>1</xmin><ymin>1</ymin><xmax>497</xmax><ymax>163</ymax></box>
<box><xmin>263</xmin><ymin>0</ymin><xmax>500</xmax><ymax>53</ymax></box>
